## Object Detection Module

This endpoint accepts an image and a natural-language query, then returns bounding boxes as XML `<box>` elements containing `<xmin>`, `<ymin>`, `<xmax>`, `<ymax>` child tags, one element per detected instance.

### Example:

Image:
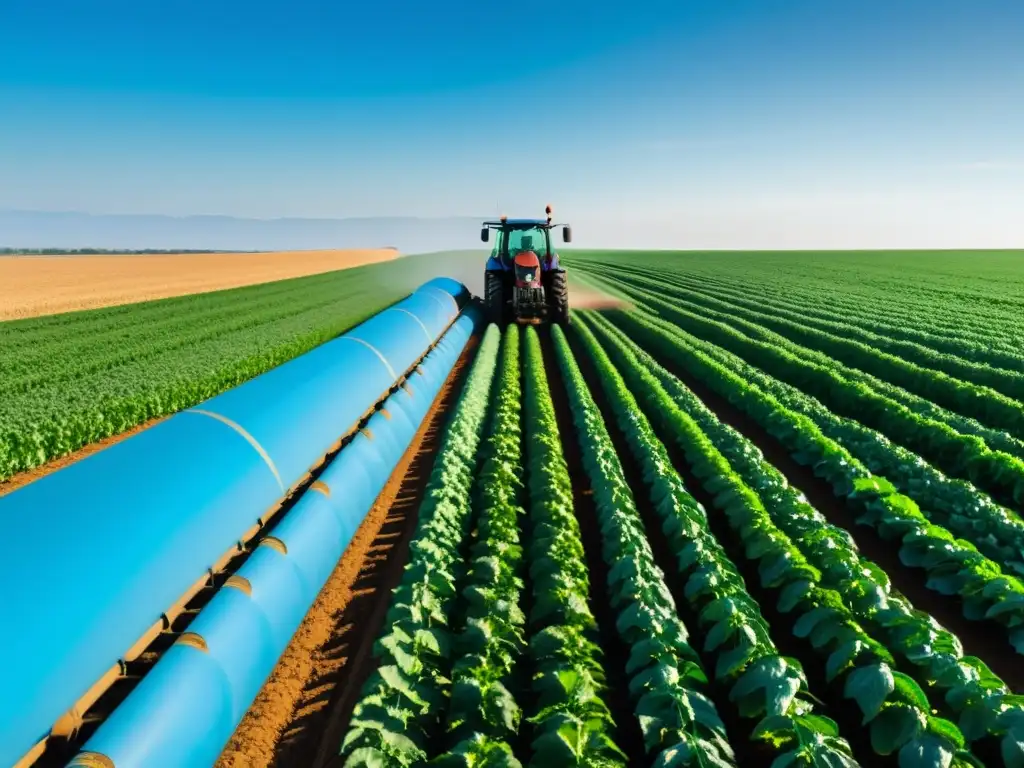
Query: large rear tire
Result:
<box><xmin>549</xmin><ymin>269</ymin><xmax>570</xmax><ymax>326</ymax></box>
<box><xmin>484</xmin><ymin>271</ymin><xmax>506</xmax><ymax>326</ymax></box>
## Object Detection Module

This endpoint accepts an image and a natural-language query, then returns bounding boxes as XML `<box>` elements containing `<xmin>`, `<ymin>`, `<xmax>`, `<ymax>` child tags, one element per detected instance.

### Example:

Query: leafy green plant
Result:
<box><xmin>0</xmin><ymin>264</ymin><xmax>408</xmax><ymax>480</ymax></box>
<box><xmin>431</xmin><ymin>734</ymin><xmax>523</xmax><ymax>767</ymax></box>
<box><xmin>340</xmin><ymin>324</ymin><xmax>502</xmax><ymax>766</ymax></box>
<box><xmin>608</xmin><ymin>308</ymin><xmax>1024</xmax><ymax>647</ymax></box>
<box><xmin>434</xmin><ymin>324</ymin><xmax>528</xmax><ymax>759</ymax></box>
<box><xmin>636</xmin><ymin>309</ymin><xmax>1024</xmax><ymax>578</ymax></box>
<box><xmin>601</xmin><ymin>276</ymin><xmax>1024</xmax><ymax>510</ymax></box>
<box><xmin>609</xmin><ymin>264</ymin><xmax>1024</xmax><ymax>412</ymax></box>
<box><xmin>551</xmin><ymin>324</ymin><xmax>736</xmax><ymax>767</ymax></box>
<box><xmin>611</xmin><ymin>260</ymin><xmax>1024</xmax><ymax>380</ymax></box>
<box><xmin>592</xmin><ymin>309</ymin><xmax>1024</xmax><ymax>761</ymax></box>
<box><xmin>589</xmin><ymin>310</ymin><xmax>1024</xmax><ymax>750</ymax></box>
<box><xmin>599</xmin><ymin>266</ymin><xmax>1024</xmax><ymax>441</ymax></box>
<box><xmin>572</xmin><ymin>313</ymin><xmax>857</xmax><ymax>766</ymax></box>
<box><xmin>573</xmin><ymin>313</ymin><xmax>980</xmax><ymax>766</ymax></box>
<box><xmin>521</xmin><ymin>326</ymin><xmax>626</xmax><ymax>767</ymax></box>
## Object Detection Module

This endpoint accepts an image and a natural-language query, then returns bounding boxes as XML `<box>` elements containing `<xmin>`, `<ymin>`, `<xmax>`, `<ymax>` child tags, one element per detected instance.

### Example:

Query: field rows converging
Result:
<box><xmin>320</xmin><ymin>252</ymin><xmax>1024</xmax><ymax>767</ymax></box>
<box><xmin>0</xmin><ymin>255</ymin><xmax>475</xmax><ymax>490</ymax></box>
<box><xmin>5</xmin><ymin>250</ymin><xmax>1024</xmax><ymax>768</ymax></box>
<box><xmin>323</xmin><ymin>334</ymin><xmax>1017</xmax><ymax>765</ymax></box>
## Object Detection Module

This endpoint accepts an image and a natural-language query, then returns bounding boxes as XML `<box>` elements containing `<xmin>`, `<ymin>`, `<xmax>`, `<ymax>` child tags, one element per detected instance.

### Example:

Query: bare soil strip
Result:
<box><xmin>0</xmin><ymin>249</ymin><xmax>399</xmax><ymax>320</ymax></box>
<box><xmin>567</xmin><ymin>276</ymin><xmax>633</xmax><ymax>313</ymax></box>
<box><xmin>214</xmin><ymin>335</ymin><xmax>478</xmax><ymax>768</ymax></box>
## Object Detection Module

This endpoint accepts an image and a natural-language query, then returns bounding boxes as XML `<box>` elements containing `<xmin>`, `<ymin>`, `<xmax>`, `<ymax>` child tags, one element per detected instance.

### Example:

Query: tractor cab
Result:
<box><xmin>480</xmin><ymin>206</ymin><xmax>572</xmax><ymax>326</ymax></box>
<box><xmin>487</xmin><ymin>224</ymin><xmax>558</xmax><ymax>270</ymax></box>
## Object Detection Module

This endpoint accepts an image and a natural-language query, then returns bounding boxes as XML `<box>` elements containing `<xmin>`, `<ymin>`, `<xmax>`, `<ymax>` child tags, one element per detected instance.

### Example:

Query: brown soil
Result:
<box><xmin>0</xmin><ymin>249</ymin><xmax>399</xmax><ymax>321</ymax></box>
<box><xmin>214</xmin><ymin>335</ymin><xmax>478</xmax><ymax>768</ymax></box>
<box><xmin>568</xmin><ymin>278</ymin><xmax>633</xmax><ymax>312</ymax></box>
<box><xmin>0</xmin><ymin>417</ymin><xmax>165</xmax><ymax>497</ymax></box>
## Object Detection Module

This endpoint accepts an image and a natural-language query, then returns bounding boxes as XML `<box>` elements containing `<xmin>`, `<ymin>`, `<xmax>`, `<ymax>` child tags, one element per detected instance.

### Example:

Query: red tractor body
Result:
<box><xmin>510</xmin><ymin>250</ymin><xmax>546</xmax><ymax>324</ymax></box>
<box><xmin>513</xmin><ymin>251</ymin><xmax>542</xmax><ymax>288</ymax></box>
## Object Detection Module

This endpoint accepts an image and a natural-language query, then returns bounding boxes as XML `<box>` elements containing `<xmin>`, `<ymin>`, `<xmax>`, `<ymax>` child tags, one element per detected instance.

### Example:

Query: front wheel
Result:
<box><xmin>548</xmin><ymin>269</ymin><xmax>570</xmax><ymax>326</ymax></box>
<box><xmin>484</xmin><ymin>270</ymin><xmax>507</xmax><ymax>326</ymax></box>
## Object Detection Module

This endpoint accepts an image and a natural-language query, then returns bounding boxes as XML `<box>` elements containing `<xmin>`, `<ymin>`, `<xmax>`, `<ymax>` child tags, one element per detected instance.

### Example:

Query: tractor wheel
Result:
<box><xmin>484</xmin><ymin>271</ymin><xmax>506</xmax><ymax>326</ymax></box>
<box><xmin>549</xmin><ymin>270</ymin><xmax>570</xmax><ymax>326</ymax></box>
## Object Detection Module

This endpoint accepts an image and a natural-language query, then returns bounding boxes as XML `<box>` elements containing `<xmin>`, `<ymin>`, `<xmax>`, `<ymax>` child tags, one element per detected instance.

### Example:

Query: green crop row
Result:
<box><xmin>520</xmin><ymin>326</ymin><xmax>626</xmax><ymax>766</ymax></box>
<box><xmin>0</xmin><ymin>286</ymin><xmax>374</xmax><ymax>397</ymax></box>
<box><xmin>650</xmin><ymin>269</ymin><xmax>1024</xmax><ymax>375</ymax></box>
<box><xmin>570</xmin><ymin>314</ymin><xmax>861</xmax><ymax>766</ymax></box>
<box><xmin>588</xmin><ymin>269</ymin><xmax>1024</xmax><ymax>468</ymax></box>
<box><xmin>0</xmin><ymin>259</ymin><xmax>405</xmax><ymax>353</ymax></box>
<box><xmin>0</xmin><ymin>272</ymin><xmax>358</xmax><ymax>384</ymax></box>
<box><xmin>567</xmin><ymin>250</ymin><xmax>1024</xmax><ymax>343</ymax></box>
<box><xmin>602</xmin><ymin>279</ymin><xmax>1024</xmax><ymax>510</ymax></box>
<box><xmin>0</xmin><ymin>271</ymin><xmax>400</xmax><ymax>481</ymax></box>
<box><xmin>604</xmin><ymin>268</ymin><xmax>1024</xmax><ymax>441</ymax></box>
<box><xmin>589</xmin><ymin>269</ymin><xmax>1024</xmax><ymax>467</ymax></box>
<box><xmin>574</xmin><ymin>313</ymin><xmax>979</xmax><ymax>767</ymax></box>
<box><xmin>613</xmin><ymin>309</ymin><xmax>1024</xmax><ymax>651</ymax></box>
<box><xmin>605</xmin><ymin>262</ymin><xmax>1024</xmax><ymax>377</ymax></box>
<box><xmin>645</xmin><ymin>312</ymin><xmax>1024</xmax><ymax>577</ymax></box>
<box><xmin>433</xmin><ymin>325</ymin><xmax>527</xmax><ymax>764</ymax></box>
<box><xmin>551</xmin><ymin>324</ymin><xmax>739</xmax><ymax>767</ymax></box>
<box><xmin>650</xmin><ymin>267</ymin><xmax>1024</xmax><ymax>396</ymax></box>
<box><xmin>586</xmin><ymin>311</ymin><xmax>1024</xmax><ymax>762</ymax></box>
<box><xmin>340</xmin><ymin>324</ymin><xmax>501</xmax><ymax>766</ymax></box>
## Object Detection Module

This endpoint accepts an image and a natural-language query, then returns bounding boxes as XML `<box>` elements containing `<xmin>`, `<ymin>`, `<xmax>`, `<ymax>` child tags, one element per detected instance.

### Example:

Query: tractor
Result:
<box><xmin>481</xmin><ymin>205</ymin><xmax>572</xmax><ymax>326</ymax></box>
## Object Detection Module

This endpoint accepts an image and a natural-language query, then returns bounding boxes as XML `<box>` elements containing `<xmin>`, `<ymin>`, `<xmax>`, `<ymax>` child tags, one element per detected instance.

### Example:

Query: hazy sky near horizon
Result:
<box><xmin>1</xmin><ymin>0</ymin><xmax>1022</xmax><ymax>248</ymax></box>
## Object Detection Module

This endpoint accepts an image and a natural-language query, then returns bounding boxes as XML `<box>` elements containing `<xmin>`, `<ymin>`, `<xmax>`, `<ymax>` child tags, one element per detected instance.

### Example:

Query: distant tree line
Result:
<box><xmin>0</xmin><ymin>248</ymin><xmax>253</xmax><ymax>255</ymax></box>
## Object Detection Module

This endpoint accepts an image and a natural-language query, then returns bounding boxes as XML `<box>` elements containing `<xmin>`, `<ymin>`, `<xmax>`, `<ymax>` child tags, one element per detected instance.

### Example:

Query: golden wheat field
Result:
<box><xmin>0</xmin><ymin>248</ymin><xmax>400</xmax><ymax>320</ymax></box>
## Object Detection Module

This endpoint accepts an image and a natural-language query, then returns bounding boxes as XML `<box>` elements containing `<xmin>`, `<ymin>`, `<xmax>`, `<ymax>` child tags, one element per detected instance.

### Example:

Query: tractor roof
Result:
<box><xmin>482</xmin><ymin>218</ymin><xmax>553</xmax><ymax>229</ymax></box>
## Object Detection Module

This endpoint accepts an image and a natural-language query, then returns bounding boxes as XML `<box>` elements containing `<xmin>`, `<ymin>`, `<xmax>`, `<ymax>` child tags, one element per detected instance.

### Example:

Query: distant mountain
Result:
<box><xmin>0</xmin><ymin>210</ymin><xmax>486</xmax><ymax>254</ymax></box>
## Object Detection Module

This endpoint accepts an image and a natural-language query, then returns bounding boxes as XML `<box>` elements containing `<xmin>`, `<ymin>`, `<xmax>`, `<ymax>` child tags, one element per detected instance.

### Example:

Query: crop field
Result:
<box><xmin>0</xmin><ymin>248</ymin><xmax>399</xmax><ymax>321</ymax></box>
<box><xmin>6</xmin><ymin>249</ymin><xmax>1024</xmax><ymax>768</ymax></box>
<box><xmin>0</xmin><ymin>256</ymin><xmax>468</xmax><ymax>491</ymax></box>
<box><xmin>326</xmin><ymin>251</ymin><xmax>1024</xmax><ymax>768</ymax></box>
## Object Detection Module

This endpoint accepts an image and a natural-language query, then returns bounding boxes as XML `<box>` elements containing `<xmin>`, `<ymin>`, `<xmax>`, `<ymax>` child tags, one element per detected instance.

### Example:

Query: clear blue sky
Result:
<box><xmin>1</xmin><ymin>0</ymin><xmax>1022</xmax><ymax>247</ymax></box>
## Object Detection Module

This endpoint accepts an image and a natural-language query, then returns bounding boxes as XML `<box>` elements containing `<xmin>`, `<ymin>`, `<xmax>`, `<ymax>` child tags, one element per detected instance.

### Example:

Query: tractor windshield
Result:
<box><xmin>507</xmin><ymin>227</ymin><xmax>549</xmax><ymax>258</ymax></box>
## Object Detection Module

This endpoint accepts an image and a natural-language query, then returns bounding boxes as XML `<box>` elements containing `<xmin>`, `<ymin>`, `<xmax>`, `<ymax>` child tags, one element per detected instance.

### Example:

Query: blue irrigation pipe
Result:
<box><xmin>69</xmin><ymin>308</ymin><xmax>479</xmax><ymax>767</ymax></box>
<box><xmin>0</xmin><ymin>277</ymin><xmax>473</xmax><ymax>768</ymax></box>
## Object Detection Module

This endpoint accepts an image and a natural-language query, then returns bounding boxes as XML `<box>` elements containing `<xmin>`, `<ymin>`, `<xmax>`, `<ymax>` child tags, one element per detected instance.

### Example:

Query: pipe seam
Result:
<box><xmin>338</xmin><ymin>336</ymin><xmax>398</xmax><ymax>381</ymax></box>
<box><xmin>183</xmin><ymin>409</ymin><xmax>284</xmax><ymax>492</ymax></box>
<box><xmin>418</xmin><ymin>285</ymin><xmax>457</xmax><ymax>316</ymax></box>
<box><xmin>385</xmin><ymin>306</ymin><xmax>434</xmax><ymax>344</ymax></box>
<box><xmin>259</xmin><ymin>537</ymin><xmax>288</xmax><ymax>555</ymax></box>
